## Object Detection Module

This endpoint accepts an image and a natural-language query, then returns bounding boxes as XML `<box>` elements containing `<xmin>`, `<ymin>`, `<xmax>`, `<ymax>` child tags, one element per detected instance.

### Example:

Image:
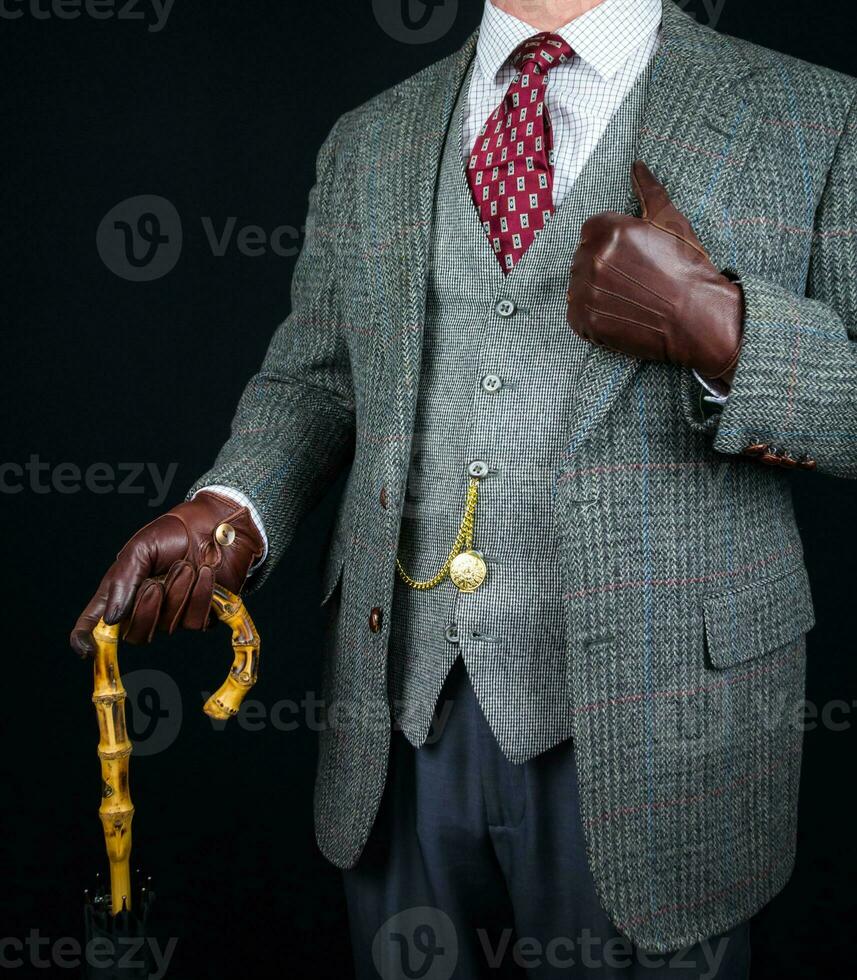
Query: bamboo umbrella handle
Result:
<box><xmin>91</xmin><ymin>585</ymin><xmax>260</xmax><ymax>915</ymax></box>
<box><xmin>91</xmin><ymin>617</ymin><xmax>132</xmax><ymax>916</ymax></box>
<box><xmin>203</xmin><ymin>585</ymin><xmax>262</xmax><ymax>720</ymax></box>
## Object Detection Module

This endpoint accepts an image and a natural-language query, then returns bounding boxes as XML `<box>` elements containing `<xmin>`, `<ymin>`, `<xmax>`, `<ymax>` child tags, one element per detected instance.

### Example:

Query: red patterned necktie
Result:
<box><xmin>467</xmin><ymin>33</ymin><xmax>574</xmax><ymax>273</ymax></box>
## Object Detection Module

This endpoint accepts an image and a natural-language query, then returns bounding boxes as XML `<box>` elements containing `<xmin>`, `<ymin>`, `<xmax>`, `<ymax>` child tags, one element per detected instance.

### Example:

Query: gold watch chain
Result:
<box><xmin>396</xmin><ymin>477</ymin><xmax>480</xmax><ymax>590</ymax></box>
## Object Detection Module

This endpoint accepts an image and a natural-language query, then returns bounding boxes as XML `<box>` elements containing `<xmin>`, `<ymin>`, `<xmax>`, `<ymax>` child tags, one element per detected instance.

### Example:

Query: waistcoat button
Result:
<box><xmin>495</xmin><ymin>299</ymin><xmax>517</xmax><ymax>318</ymax></box>
<box><xmin>468</xmin><ymin>460</ymin><xmax>489</xmax><ymax>478</ymax></box>
<box><xmin>481</xmin><ymin>374</ymin><xmax>503</xmax><ymax>393</ymax></box>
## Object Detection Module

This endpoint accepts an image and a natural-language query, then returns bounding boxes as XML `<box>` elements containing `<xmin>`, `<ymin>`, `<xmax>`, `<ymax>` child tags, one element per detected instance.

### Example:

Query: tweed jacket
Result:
<box><xmin>191</xmin><ymin>0</ymin><xmax>857</xmax><ymax>952</ymax></box>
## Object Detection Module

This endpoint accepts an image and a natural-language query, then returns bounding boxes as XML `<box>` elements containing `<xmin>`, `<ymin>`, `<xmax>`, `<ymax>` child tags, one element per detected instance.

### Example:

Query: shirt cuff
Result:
<box><xmin>194</xmin><ymin>485</ymin><xmax>269</xmax><ymax>573</ymax></box>
<box><xmin>693</xmin><ymin>370</ymin><xmax>729</xmax><ymax>406</ymax></box>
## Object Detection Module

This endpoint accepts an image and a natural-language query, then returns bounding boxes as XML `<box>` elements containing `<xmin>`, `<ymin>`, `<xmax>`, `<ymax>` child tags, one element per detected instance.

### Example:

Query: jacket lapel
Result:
<box><xmin>372</xmin><ymin>33</ymin><xmax>478</xmax><ymax>448</ymax></box>
<box><xmin>564</xmin><ymin>0</ymin><xmax>765</xmax><ymax>460</ymax></box>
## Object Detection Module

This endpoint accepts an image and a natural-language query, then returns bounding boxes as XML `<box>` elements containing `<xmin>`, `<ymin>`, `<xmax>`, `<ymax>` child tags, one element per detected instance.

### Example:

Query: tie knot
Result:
<box><xmin>510</xmin><ymin>32</ymin><xmax>574</xmax><ymax>76</ymax></box>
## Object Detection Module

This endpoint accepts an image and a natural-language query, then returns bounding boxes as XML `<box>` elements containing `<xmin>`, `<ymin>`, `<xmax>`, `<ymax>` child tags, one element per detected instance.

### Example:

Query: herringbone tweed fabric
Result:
<box><xmin>389</xmin><ymin>58</ymin><xmax>651</xmax><ymax>762</ymax></box>
<box><xmin>191</xmin><ymin>0</ymin><xmax>857</xmax><ymax>952</ymax></box>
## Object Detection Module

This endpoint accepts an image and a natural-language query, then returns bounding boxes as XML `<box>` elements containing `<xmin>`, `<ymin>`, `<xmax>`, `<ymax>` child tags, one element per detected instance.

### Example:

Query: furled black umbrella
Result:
<box><xmin>83</xmin><ymin>875</ymin><xmax>155</xmax><ymax>979</ymax></box>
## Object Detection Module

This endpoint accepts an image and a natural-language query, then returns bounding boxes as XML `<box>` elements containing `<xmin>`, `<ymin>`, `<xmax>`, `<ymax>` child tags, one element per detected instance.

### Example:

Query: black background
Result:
<box><xmin>2</xmin><ymin>1</ymin><xmax>856</xmax><ymax>977</ymax></box>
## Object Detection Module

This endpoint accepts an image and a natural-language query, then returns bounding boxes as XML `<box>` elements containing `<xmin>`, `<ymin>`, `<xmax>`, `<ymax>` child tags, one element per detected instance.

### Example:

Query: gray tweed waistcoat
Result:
<box><xmin>389</xmin><ymin>61</ymin><xmax>652</xmax><ymax>763</ymax></box>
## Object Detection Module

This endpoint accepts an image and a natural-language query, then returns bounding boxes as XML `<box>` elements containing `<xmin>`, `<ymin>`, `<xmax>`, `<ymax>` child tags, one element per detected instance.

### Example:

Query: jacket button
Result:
<box><xmin>742</xmin><ymin>442</ymin><xmax>768</xmax><ymax>457</ymax></box>
<box><xmin>369</xmin><ymin>607</ymin><xmax>383</xmax><ymax>633</ymax></box>
<box><xmin>760</xmin><ymin>447</ymin><xmax>781</xmax><ymax>465</ymax></box>
<box><xmin>379</xmin><ymin>486</ymin><xmax>389</xmax><ymax>510</ymax></box>
<box><xmin>798</xmin><ymin>455</ymin><xmax>817</xmax><ymax>471</ymax></box>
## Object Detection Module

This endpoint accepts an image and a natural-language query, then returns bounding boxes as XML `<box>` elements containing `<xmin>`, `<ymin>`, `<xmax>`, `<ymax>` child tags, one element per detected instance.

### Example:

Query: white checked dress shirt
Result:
<box><xmin>464</xmin><ymin>0</ymin><xmax>662</xmax><ymax>203</ymax></box>
<box><xmin>210</xmin><ymin>0</ymin><xmax>724</xmax><ymax>561</ymax></box>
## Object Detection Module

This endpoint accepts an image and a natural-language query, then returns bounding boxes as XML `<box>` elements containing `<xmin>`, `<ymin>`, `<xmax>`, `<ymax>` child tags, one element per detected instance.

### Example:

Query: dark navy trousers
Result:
<box><xmin>343</xmin><ymin>660</ymin><xmax>750</xmax><ymax>980</ymax></box>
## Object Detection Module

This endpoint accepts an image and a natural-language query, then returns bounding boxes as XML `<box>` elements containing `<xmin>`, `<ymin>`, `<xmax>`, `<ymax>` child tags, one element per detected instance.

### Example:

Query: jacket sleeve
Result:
<box><xmin>704</xmin><ymin>88</ymin><xmax>857</xmax><ymax>479</ymax></box>
<box><xmin>189</xmin><ymin>116</ymin><xmax>355</xmax><ymax>586</ymax></box>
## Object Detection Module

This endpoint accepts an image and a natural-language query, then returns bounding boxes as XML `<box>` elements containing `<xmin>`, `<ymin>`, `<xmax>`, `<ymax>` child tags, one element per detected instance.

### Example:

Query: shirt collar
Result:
<box><xmin>476</xmin><ymin>0</ymin><xmax>662</xmax><ymax>82</ymax></box>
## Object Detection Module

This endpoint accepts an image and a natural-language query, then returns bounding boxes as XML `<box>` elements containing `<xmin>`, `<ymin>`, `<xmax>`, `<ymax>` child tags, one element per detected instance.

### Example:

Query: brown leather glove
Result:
<box><xmin>568</xmin><ymin>160</ymin><xmax>744</xmax><ymax>385</ymax></box>
<box><xmin>70</xmin><ymin>490</ymin><xmax>264</xmax><ymax>655</ymax></box>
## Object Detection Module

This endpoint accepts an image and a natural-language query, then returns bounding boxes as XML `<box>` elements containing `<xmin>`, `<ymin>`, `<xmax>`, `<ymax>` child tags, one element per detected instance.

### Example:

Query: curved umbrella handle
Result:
<box><xmin>91</xmin><ymin>586</ymin><xmax>260</xmax><ymax>915</ymax></box>
<box><xmin>203</xmin><ymin>586</ymin><xmax>262</xmax><ymax>720</ymax></box>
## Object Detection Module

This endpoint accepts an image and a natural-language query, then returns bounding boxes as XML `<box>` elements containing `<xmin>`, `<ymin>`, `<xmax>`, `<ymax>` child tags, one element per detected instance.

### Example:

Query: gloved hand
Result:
<box><xmin>70</xmin><ymin>490</ymin><xmax>264</xmax><ymax>655</ymax></box>
<box><xmin>568</xmin><ymin>160</ymin><xmax>744</xmax><ymax>385</ymax></box>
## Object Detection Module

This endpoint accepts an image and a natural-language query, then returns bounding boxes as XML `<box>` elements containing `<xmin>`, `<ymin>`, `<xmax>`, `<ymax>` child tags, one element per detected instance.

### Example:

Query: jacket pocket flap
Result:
<box><xmin>703</xmin><ymin>564</ymin><xmax>815</xmax><ymax>669</ymax></box>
